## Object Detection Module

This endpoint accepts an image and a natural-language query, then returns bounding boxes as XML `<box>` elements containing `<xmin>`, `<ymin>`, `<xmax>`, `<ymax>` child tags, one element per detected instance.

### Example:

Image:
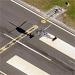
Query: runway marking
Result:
<box><xmin>0</xmin><ymin>25</ymin><xmax>38</xmax><ymax>54</ymax></box>
<box><xmin>4</xmin><ymin>33</ymin><xmax>52</xmax><ymax>62</ymax></box>
<box><xmin>7</xmin><ymin>55</ymin><xmax>50</xmax><ymax>75</ymax></box>
<box><xmin>39</xmin><ymin>33</ymin><xmax>75</xmax><ymax>60</ymax></box>
<box><xmin>0</xmin><ymin>71</ymin><xmax>7</xmax><ymax>75</ymax></box>
<box><xmin>11</xmin><ymin>0</ymin><xmax>75</xmax><ymax>37</ymax></box>
<box><xmin>41</xmin><ymin>19</ymin><xmax>46</xmax><ymax>24</ymax></box>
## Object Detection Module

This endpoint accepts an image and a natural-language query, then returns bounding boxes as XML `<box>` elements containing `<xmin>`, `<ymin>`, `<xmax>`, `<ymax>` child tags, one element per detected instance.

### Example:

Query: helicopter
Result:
<box><xmin>8</xmin><ymin>21</ymin><xmax>34</xmax><ymax>39</ymax></box>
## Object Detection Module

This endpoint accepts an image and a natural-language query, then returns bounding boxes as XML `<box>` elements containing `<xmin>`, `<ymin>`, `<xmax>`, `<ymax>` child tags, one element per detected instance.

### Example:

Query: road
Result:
<box><xmin>0</xmin><ymin>0</ymin><xmax>75</xmax><ymax>75</ymax></box>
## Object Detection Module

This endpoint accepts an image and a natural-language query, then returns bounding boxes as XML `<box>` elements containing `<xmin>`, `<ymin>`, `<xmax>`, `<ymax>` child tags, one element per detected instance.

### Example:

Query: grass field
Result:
<box><xmin>22</xmin><ymin>0</ymin><xmax>75</xmax><ymax>19</ymax></box>
<box><xmin>22</xmin><ymin>0</ymin><xmax>75</xmax><ymax>28</ymax></box>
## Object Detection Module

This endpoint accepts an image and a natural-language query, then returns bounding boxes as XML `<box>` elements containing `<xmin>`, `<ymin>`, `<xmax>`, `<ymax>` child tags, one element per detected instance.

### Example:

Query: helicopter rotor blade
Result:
<box><xmin>8</xmin><ymin>20</ymin><xmax>27</xmax><ymax>34</ymax></box>
<box><xmin>8</xmin><ymin>21</ymin><xmax>17</xmax><ymax>27</ymax></box>
<box><xmin>8</xmin><ymin>21</ymin><xmax>17</xmax><ymax>33</ymax></box>
<box><xmin>19</xmin><ymin>20</ymin><xmax>27</xmax><ymax>27</ymax></box>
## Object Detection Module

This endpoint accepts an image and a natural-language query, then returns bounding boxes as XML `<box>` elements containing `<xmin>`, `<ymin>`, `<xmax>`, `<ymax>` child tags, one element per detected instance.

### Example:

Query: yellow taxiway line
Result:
<box><xmin>0</xmin><ymin>25</ymin><xmax>38</xmax><ymax>54</ymax></box>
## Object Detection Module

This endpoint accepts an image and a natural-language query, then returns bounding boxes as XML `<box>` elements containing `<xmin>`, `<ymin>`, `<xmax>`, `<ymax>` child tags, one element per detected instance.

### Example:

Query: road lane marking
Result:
<box><xmin>10</xmin><ymin>0</ymin><xmax>75</xmax><ymax>37</ymax></box>
<box><xmin>39</xmin><ymin>33</ymin><xmax>75</xmax><ymax>60</ymax></box>
<box><xmin>0</xmin><ymin>25</ymin><xmax>38</xmax><ymax>54</ymax></box>
<box><xmin>7</xmin><ymin>55</ymin><xmax>49</xmax><ymax>75</ymax></box>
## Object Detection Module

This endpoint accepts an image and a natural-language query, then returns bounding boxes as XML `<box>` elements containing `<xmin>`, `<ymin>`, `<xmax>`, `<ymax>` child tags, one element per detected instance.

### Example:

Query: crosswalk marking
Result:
<box><xmin>0</xmin><ymin>25</ymin><xmax>38</xmax><ymax>54</ymax></box>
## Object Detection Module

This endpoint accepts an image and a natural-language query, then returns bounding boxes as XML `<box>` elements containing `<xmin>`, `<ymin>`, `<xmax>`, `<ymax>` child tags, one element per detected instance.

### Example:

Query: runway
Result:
<box><xmin>0</xmin><ymin>0</ymin><xmax>75</xmax><ymax>75</ymax></box>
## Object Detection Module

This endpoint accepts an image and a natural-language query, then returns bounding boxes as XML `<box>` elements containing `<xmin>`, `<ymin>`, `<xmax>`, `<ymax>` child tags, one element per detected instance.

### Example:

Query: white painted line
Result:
<box><xmin>39</xmin><ymin>33</ymin><xmax>75</xmax><ymax>60</ymax></box>
<box><xmin>0</xmin><ymin>71</ymin><xmax>7</xmax><ymax>75</ymax></box>
<box><xmin>4</xmin><ymin>33</ymin><xmax>52</xmax><ymax>61</ymax></box>
<box><xmin>7</xmin><ymin>55</ymin><xmax>50</xmax><ymax>75</ymax></box>
<box><xmin>11</xmin><ymin>0</ymin><xmax>75</xmax><ymax>37</ymax></box>
<box><xmin>0</xmin><ymin>25</ymin><xmax>38</xmax><ymax>54</ymax></box>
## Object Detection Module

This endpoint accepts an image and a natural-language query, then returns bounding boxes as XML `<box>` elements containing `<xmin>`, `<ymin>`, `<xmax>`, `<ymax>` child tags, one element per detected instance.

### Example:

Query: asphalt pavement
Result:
<box><xmin>0</xmin><ymin>0</ymin><xmax>75</xmax><ymax>75</ymax></box>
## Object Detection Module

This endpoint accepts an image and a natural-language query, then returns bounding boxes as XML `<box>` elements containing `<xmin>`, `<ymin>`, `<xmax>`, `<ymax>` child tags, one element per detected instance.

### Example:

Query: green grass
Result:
<box><xmin>66</xmin><ymin>0</ymin><xmax>75</xmax><ymax>19</ymax></box>
<box><xmin>22</xmin><ymin>0</ymin><xmax>75</xmax><ymax>20</ymax></box>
